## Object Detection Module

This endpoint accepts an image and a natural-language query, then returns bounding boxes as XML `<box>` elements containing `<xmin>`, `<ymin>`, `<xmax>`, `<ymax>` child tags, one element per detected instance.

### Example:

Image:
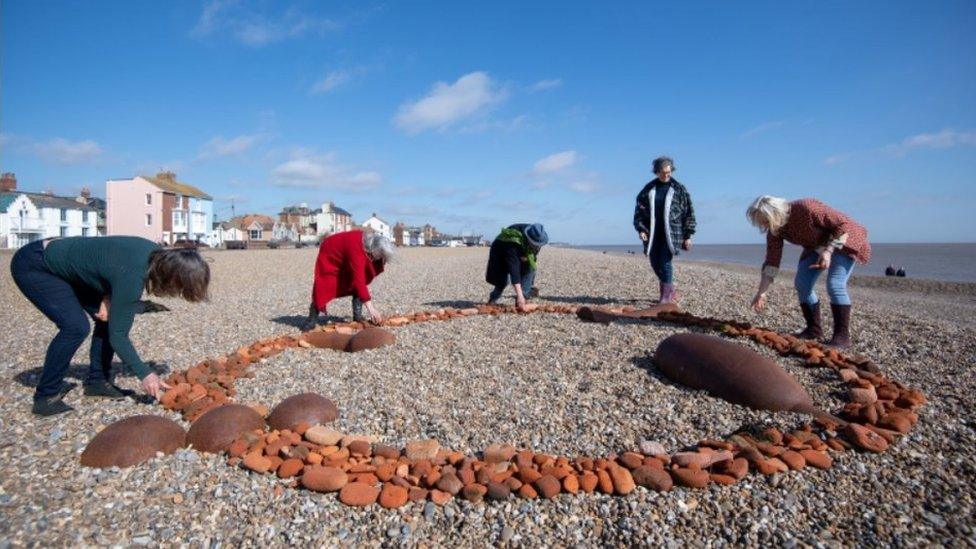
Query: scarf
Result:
<box><xmin>496</xmin><ymin>227</ymin><xmax>537</xmax><ymax>270</ymax></box>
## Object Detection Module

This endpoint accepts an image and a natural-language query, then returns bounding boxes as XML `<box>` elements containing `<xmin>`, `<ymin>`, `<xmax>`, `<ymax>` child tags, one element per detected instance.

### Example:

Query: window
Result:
<box><xmin>146</xmin><ymin>214</ymin><xmax>152</xmax><ymax>226</ymax></box>
<box><xmin>60</xmin><ymin>226</ymin><xmax>68</xmax><ymax>237</ymax></box>
<box><xmin>249</xmin><ymin>229</ymin><xmax>262</xmax><ymax>240</ymax></box>
<box><xmin>60</xmin><ymin>208</ymin><xmax>67</xmax><ymax>221</ymax></box>
<box><xmin>146</xmin><ymin>193</ymin><xmax>152</xmax><ymax>205</ymax></box>
<box><xmin>173</xmin><ymin>211</ymin><xmax>186</xmax><ymax>226</ymax></box>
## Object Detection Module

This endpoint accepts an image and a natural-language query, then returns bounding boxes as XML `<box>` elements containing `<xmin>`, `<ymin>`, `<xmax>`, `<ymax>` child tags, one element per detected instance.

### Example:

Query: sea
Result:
<box><xmin>571</xmin><ymin>243</ymin><xmax>976</xmax><ymax>283</ymax></box>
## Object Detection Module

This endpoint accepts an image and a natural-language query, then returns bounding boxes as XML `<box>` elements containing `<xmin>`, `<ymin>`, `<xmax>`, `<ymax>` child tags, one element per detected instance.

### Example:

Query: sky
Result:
<box><xmin>2</xmin><ymin>1</ymin><xmax>975</xmax><ymax>244</ymax></box>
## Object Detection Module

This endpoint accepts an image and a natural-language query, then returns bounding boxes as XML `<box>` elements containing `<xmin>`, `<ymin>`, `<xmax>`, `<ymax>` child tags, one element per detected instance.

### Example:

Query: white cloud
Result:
<box><xmin>886</xmin><ymin>129</ymin><xmax>976</xmax><ymax>154</ymax></box>
<box><xmin>394</xmin><ymin>71</ymin><xmax>507</xmax><ymax>133</ymax></box>
<box><xmin>526</xmin><ymin>150</ymin><xmax>600</xmax><ymax>193</ymax></box>
<box><xmin>825</xmin><ymin>128</ymin><xmax>976</xmax><ymax>164</ymax></box>
<box><xmin>387</xmin><ymin>204</ymin><xmax>439</xmax><ymax>217</ymax></box>
<box><xmin>197</xmin><ymin>133</ymin><xmax>264</xmax><ymax>159</ymax></box>
<box><xmin>567</xmin><ymin>179</ymin><xmax>600</xmax><ymax>193</ymax></box>
<box><xmin>3</xmin><ymin>135</ymin><xmax>104</xmax><ymax>164</ymax></box>
<box><xmin>271</xmin><ymin>151</ymin><xmax>381</xmax><ymax>191</ymax></box>
<box><xmin>311</xmin><ymin>69</ymin><xmax>352</xmax><ymax>94</ymax></box>
<box><xmin>740</xmin><ymin>120</ymin><xmax>786</xmax><ymax>139</ymax></box>
<box><xmin>192</xmin><ymin>0</ymin><xmax>341</xmax><ymax>47</ymax></box>
<box><xmin>527</xmin><ymin>78</ymin><xmax>562</xmax><ymax>92</ymax></box>
<box><xmin>530</xmin><ymin>150</ymin><xmax>578</xmax><ymax>176</ymax></box>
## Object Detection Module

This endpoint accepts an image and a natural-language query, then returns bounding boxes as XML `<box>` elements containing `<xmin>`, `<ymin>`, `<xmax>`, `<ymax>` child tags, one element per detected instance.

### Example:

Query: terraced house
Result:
<box><xmin>0</xmin><ymin>173</ymin><xmax>99</xmax><ymax>249</ymax></box>
<box><xmin>106</xmin><ymin>172</ymin><xmax>215</xmax><ymax>245</ymax></box>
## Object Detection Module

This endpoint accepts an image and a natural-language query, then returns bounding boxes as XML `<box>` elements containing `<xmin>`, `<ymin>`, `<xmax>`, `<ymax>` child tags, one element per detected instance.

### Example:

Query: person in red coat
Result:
<box><xmin>304</xmin><ymin>230</ymin><xmax>394</xmax><ymax>329</ymax></box>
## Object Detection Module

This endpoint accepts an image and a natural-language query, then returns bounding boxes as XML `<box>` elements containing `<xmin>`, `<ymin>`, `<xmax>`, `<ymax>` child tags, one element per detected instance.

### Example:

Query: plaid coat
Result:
<box><xmin>633</xmin><ymin>178</ymin><xmax>696</xmax><ymax>255</ymax></box>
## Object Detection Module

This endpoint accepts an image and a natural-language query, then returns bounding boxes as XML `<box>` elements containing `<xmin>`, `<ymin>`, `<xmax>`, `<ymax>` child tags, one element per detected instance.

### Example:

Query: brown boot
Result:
<box><xmin>797</xmin><ymin>302</ymin><xmax>823</xmax><ymax>340</ymax></box>
<box><xmin>827</xmin><ymin>303</ymin><xmax>852</xmax><ymax>348</ymax></box>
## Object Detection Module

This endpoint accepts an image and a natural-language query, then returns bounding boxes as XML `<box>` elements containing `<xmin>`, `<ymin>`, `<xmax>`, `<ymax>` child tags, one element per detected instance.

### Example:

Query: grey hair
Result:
<box><xmin>746</xmin><ymin>195</ymin><xmax>791</xmax><ymax>234</ymax></box>
<box><xmin>363</xmin><ymin>232</ymin><xmax>395</xmax><ymax>263</ymax></box>
<box><xmin>652</xmin><ymin>156</ymin><xmax>675</xmax><ymax>175</ymax></box>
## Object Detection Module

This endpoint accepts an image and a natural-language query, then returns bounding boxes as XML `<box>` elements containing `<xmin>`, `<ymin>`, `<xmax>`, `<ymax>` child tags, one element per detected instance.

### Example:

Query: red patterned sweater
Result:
<box><xmin>763</xmin><ymin>198</ymin><xmax>871</xmax><ymax>276</ymax></box>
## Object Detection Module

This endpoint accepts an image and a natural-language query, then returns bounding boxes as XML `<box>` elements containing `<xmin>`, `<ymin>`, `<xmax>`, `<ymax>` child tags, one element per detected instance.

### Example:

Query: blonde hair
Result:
<box><xmin>746</xmin><ymin>195</ymin><xmax>791</xmax><ymax>234</ymax></box>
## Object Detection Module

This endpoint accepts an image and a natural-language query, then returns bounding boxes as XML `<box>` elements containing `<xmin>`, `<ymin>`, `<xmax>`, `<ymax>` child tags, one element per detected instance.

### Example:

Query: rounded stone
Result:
<box><xmin>302</xmin><ymin>331</ymin><xmax>353</xmax><ymax>351</ymax></box>
<box><xmin>378</xmin><ymin>484</ymin><xmax>409</xmax><ymax>509</ymax></box>
<box><xmin>339</xmin><ymin>482</ymin><xmax>380</xmax><ymax>506</ymax></box>
<box><xmin>346</xmin><ymin>327</ymin><xmax>396</xmax><ymax>352</ymax></box>
<box><xmin>671</xmin><ymin>468</ymin><xmax>710</xmax><ymax>488</ymax></box>
<box><xmin>267</xmin><ymin>393</ymin><xmax>339</xmax><ymax>431</ymax></box>
<box><xmin>632</xmin><ymin>465</ymin><xmax>673</xmax><ymax>491</ymax></box>
<box><xmin>654</xmin><ymin>333</ymin><xmax>820</xmax><ymax>416</ymax></box>
<box><xmin>301</xmin><ymin>466</ymin><xmax>348</xmax><ymax>492</ymax></box>
<box><xmin>80</xmin><ymin>415</ymin><xmax>186</xmax><ymax>468</ymax></box>
<box><xmin>186</xmin><ymin>404</ymin><xmax>264</xmax><ymax>454</ymax></box>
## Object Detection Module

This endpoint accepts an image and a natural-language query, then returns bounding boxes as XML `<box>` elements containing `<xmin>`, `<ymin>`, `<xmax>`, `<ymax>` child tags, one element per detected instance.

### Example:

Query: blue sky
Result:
<box><xmin>2</xmin><ymin>1</ymin><xmax>974</xmax><ymax>244</ymax></box>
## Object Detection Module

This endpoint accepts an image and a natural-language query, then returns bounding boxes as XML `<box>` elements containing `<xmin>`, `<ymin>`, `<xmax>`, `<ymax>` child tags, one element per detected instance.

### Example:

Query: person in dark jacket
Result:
<box><xmin>485</xmin><ymin>223</ymin><xmax>548</xmax><ymax>310</ymax></box>
<box><xmin>633</xmin><ymin>156</ymin><xmax>696</xmax><ymax>303</ymax></box>
<box><xmin>10</xmin><ymin>237</ymin><xmax>210</xmax><ymax>416</ymax></box>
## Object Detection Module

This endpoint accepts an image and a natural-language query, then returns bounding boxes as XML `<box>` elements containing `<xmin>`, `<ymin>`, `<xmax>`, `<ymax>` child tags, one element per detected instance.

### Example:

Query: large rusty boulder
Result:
<box><xmin>187</xmin><ymin>404</ymin><xmax>264</xmax><ymax>453</ymax></box>
<box><xmin>303</xmin><ymin>331</ymin><xmax>354</xmax><ymax>351</ymax></box>
<box><xmin>654</xmin><ymin>333</ymin><xmax>825</xmax><ymax>417</ymax></box>
<box><xmin>345</xmin><ymin>327</ymin><xmax>396</xmax><ymax>352</ymax></box>
<box><xmin>267</xmin><ymin>393</ymin><xmax>339</xmax><ymax>430</ymax></box>
<box><xmin>81</xmin><ymin>415</ymin><xmax>186</xmax><ymax>468</ymax></box>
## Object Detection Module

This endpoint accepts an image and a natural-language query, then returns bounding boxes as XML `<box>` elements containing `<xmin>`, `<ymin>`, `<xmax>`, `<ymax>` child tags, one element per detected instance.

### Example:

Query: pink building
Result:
<box><xmin>106</xmin><ymin>172</ymin><xmax>214</xmax><ymax>245</ymax></box>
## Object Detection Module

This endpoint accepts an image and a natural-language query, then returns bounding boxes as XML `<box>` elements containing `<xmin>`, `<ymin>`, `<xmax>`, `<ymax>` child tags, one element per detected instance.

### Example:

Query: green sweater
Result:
<box><xmin>43</xmin><ymin>236</ymin><xmax>160</xmax><ymax>379</ymax></box>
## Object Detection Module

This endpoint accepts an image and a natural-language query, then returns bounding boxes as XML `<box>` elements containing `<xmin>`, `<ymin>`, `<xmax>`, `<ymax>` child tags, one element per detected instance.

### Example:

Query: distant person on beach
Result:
<box><xmin>485</xmin><ymin>223</ymin><xmax>549</xmax><ymax>310</ymax></box>
<box><xmin>305</xmin><ymin>230</ymin><xmax>394</xmax><ymax>330</ymax></box>
<box><xmin>633</xmin><ymin>156</ymin><xmax>696</xmax><ymax>303</ymax></box>
<box><xmin>10</xmin><ymin>237</ymin><xmax>210</xmax><ymax>416</ymax></box>
<box><xmin>746</xmin><ymin>196</ymin><xmax>871</xmax><ymax>349</ymax></box>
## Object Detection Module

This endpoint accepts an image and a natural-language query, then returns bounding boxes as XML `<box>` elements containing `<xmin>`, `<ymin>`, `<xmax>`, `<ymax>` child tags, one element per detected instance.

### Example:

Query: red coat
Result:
<box><xmin>312</xmin><ymin>230</ymin><xmax>384</xmax><ymax>312</ymax></box>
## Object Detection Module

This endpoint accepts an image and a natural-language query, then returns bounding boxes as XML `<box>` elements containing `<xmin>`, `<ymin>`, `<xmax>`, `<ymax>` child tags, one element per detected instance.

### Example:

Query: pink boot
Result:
<box><xmin>660</xmin><ymin>282</ymin><xmax>677</xmax><ymax>304</ymax></box>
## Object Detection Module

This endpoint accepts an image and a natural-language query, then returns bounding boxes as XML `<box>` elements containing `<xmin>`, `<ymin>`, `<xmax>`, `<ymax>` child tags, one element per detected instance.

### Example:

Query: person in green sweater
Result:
<box><xmin>10</xmin><ymin>236</ymin><xmax>210</xmax><ymax>416</ymax></box>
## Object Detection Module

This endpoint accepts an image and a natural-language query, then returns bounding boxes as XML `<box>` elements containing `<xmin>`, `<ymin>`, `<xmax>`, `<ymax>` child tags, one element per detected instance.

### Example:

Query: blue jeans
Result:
<box><xmin>489</xmin><ymin>268</ymin><xmax>536</xmax><ymax>302</ymax></box>
<box><xmin>10</xmin><ymin>241</ymin><xmax>113</xmax><ymax>400</ymax></box>
<box><xmin>648</xmin><ymin>238</ymin><xmax>674</xmax><ymax>284</ymax></box>
<box><xmin>794</xmin><ymin>252</ymin><xmax>855</xmax><ymax>306</ymax></box>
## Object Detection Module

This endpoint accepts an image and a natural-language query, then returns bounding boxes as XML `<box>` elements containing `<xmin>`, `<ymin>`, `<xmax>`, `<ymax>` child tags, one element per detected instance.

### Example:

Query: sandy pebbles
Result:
<box><xmin>0</xmin><ymin>247</ymin><xmax>973</xmax><ymax>545</ymax></box>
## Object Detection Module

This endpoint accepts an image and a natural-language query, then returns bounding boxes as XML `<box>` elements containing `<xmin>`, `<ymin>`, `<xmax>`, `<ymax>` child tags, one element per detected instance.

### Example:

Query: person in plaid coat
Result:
<box><xmin>632</xmin><ymin>156</ymin><xmax>696</xmax><ymax>303</ymax></box>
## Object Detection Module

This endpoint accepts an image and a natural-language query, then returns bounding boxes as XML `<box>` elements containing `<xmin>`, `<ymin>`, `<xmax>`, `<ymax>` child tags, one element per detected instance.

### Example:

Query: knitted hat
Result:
<box><xmin>524</xmin><ymin>223</ymin><xmax>548</xmax><ymax>248</ymax></box>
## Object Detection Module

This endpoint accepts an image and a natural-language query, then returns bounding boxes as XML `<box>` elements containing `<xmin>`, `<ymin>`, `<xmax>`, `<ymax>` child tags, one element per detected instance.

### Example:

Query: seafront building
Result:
<box><xmin>361</xmin><ymin>213</ymin><xmax>393</xmax><ymax>240</ymax></box>
<box><xmin>0</xmin><ymin>173</ymin><xmax>100</xmax><ymax>249</ymax></box>
<box><xmin>106</xmin><ymin>172</ymin><xmax>215</xmax><ymax>246</ymax></box>
<box><xmin>315</xmin><ymin>201</ymin><xmax>355</xmax><ymax>236</ymax></box>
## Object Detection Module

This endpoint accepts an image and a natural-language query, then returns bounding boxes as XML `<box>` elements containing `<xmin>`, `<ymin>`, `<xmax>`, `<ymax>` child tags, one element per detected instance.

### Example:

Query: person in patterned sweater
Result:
<box><xmin>746</xmin><ymin>195</ymin><xmax>871</xmax><ymax>348</ymax></box>
<box><xmin>632</xmin><ymin>156</ymin><xmax>696</xmax><ymax>303</ymax></box>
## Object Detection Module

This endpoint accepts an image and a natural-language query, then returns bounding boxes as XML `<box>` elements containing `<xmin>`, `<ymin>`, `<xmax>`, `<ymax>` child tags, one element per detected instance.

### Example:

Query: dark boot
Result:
<box><xmin>32</xmin><ymin>397</ymin><xmax>74</xmax><ymax>417</ymax></box>
<box><xmin>302</xmin><ymin>302</ymin><xmax>319</xmax><ymax>332</ymax></box>
<box><xmin>352</xmin><ymin>297</ymin><xmax>365</xmax><ymax>322</ymax></box>
<box><xmin>796</xmin><ymin>302</ymin><xmax>823</xmax><ymax>340</ymax></box>
<box><xmin>84</xmin><ymin>380</ymin><xmax>129</xmax><ymax>399</ymax></box>
<box><xmin>827</xmin><ymin>303</ymin><xmax>852</xmax><ymax>349</ymax></box>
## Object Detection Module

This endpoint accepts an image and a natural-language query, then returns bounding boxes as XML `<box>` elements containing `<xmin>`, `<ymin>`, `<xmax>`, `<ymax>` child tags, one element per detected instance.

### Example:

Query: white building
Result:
<box><xmin>315</xmin><ymin>201</ymin><xmax>354</xmax><ymax>236</ymax></box>
<box><xmin>1</xmin><ymin>188</ymin><xmax>99</xmax><ymax>249</ymax></box>
<box><xmin>212</xmin><ymin>221</ymin><xmax>247</xmax><ymax>248</ymax></box>
<box><xmin>361</xmin><ymin>213</ymin><xmax>392</xmax><ymax>240</ymax></box>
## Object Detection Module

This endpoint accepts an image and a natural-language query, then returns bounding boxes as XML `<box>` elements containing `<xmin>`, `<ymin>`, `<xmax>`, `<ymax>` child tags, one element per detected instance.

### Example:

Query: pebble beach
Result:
<box><xmin>1</xmin><ymin>246</ymin><xmax>974</xmax><ymax>546</ymax></box>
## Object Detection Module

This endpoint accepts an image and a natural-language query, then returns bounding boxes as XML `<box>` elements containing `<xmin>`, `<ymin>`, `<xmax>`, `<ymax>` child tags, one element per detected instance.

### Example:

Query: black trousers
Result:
<box><xmin>10</xmin><ymin>241</ymin><xmax>113</xmax><ymax>401</ymax></box>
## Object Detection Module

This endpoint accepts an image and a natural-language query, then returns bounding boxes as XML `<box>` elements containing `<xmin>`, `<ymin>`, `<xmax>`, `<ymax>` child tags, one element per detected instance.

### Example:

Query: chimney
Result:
<box><xmin>0</xmin><ymin>173</ymin><xmax>16</xmax><ymax>192</ymax></box>
<box><xmin>80</xmin><ymin>186</ymin><xmax>91</xmax><ymax>199</ymax></box>
<box><xmin>157</xmin><ymin>171</ymin><xmax>176</xmax><ymax>182</ymax></box>
<box><xmin>44</xmin><ymin>188</ymin><xmax>54</xmax><ymax>196</ymax></box>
